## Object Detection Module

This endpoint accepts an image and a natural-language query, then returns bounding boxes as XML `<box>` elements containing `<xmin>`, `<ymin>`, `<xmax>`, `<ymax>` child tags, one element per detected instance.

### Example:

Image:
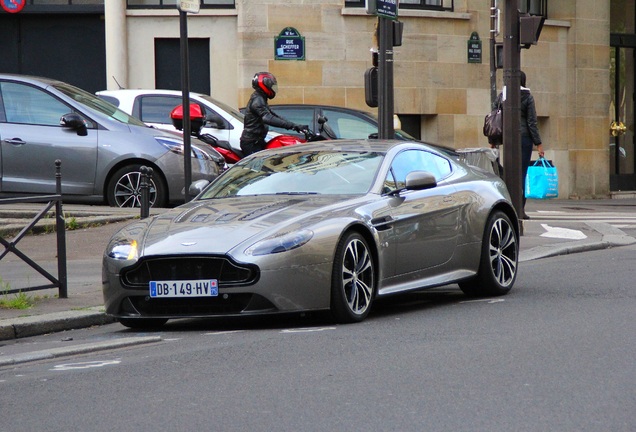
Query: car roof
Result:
<box><xmin>256</xmin><ymin>139</ymin><xmax>450</xmax><ymax>157</ymax></box>
<box><xmin>97</xmin><ymin>89</ymin><xmax>207</xmax><ymax>97</ymax></box>
<box><xmin>0</xmin><ymin>73</ymin><xmax>64</xmax><ymax>87</ymax></box>
<box><xmin>268</xmin><ymin>103</ymin><xmax>376</xmax><ymax>116</ymax></box>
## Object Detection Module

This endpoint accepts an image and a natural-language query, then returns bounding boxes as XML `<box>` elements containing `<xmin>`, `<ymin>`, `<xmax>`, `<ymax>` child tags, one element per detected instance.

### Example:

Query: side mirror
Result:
<box><xmin>60</xmin><ymin>112</ymin><xmax>88</xmax><ymax>136</ymax></box>
<box><xmin>405</xmin><ymin>171</ymin><xmax>437</xmax><ymax>191</ymax></box>
<box><xmin>188</xmin><ymin>179</ymin><xmax>210</xmax><ymax>197</ymax></box>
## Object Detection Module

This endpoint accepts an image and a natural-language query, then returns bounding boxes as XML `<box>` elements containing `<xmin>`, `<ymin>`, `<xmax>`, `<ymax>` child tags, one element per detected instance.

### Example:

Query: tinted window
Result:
<box><xmin>267</xmin><ymin>107</ymin><xmax>314</xmax><ymax>136</ymax></box>
<box><xmin>1</xmin><ymin>82</ymin><xmax>71</xmax><ymax>126</ymax></box>
<box><xmin>138</xmin><ymin>95</ymin><xmax>182</xmax><ymax>124</ymax></box>
<box><xmin>388</xmin><ymin>149</ymin><xmax>452</xmax><ymax>189</ymax></box>
<box><xmin>322</xmin><ymin>108</ymin><xmax>377</xmax><ymax>139</ymax></box>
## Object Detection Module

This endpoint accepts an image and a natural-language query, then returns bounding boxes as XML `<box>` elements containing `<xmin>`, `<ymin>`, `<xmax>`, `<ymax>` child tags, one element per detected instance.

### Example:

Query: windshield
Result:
<box><xmin>53</xmin><ymin>82</ymin><xmax>148</xmax><ymax>126</ymax></box>
<box><xmin>199</xmin><ymin>95</ymin><xmax>245</xmax><ymax>122</ymax></box>
<box><xmin>199</xmin><ymin>150</ymin><xmax>385</xmax><ymax>198</ymax></box>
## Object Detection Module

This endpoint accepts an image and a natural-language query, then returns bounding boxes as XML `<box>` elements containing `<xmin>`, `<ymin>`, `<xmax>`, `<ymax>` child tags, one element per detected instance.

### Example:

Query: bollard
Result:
<box><xmin>140</xmin><ymin>166</ymin><xmax>153</xmax><ymax>219</ymax></box>
<box><xmin>55</xmin><ymin>160</ymin><xmax>68</xmax><ymax>298</ymax></box>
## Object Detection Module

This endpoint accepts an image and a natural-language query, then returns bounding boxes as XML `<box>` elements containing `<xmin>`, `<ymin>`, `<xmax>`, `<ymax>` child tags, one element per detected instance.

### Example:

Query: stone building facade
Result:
<box><xmin>93</xmin><ymin>1</ymin><xmax>636</xmax><ymax>198</ymax></box>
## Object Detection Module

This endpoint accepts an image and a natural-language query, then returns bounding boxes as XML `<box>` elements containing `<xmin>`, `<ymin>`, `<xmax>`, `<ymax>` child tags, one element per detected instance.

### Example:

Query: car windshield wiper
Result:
<box><xmin>274</xmin><ymin>192</ymin><xmax>319</xmax><ymax>195</ymax></box>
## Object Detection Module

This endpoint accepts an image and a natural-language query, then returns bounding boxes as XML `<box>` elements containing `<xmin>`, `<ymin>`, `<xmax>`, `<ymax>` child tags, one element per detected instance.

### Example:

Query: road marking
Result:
<box><xmin>540</xmin><ymin>224</ymin><xmax>587</xmax><ymax>240</ymax></box>
<box><xmin>460</xmin><ymin>298</ymin><xmax>505</xmax><ymax>304</ymax></box>
<box><xmin>51</xmin><ymin>359</ymin><xmax>121</xmax><ymax>371</ymax></box>
<box><xmin>204</xmin><ymin>331</ymin><xmax>244</xmax><ymax>336</ymax></box>
<box><xmin>281</xmin><ymin>327</ymin><xmax>336</xmax><ymax>334</ymax></box>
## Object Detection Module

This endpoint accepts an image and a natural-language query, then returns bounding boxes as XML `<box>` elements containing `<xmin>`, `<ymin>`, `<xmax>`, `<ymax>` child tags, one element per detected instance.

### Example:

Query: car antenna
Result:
<box><xmin>112</xmin><ymin>76</ymin><xmax>125</xmax><ymax>90</ymax></box>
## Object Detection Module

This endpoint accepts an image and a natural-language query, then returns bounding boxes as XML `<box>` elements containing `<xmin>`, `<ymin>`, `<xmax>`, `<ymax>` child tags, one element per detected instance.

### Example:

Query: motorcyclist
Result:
<box><xmin>240</xmin><ymin>71</ymin><xmax>308</xmax><ymax>156</ymax></box>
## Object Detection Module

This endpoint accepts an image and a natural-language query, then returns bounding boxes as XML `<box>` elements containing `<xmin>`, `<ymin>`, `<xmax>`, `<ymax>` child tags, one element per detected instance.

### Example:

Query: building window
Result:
<box><xmin>344</xmin><ymin>0</ymin><xmax>453</xmax><ymax>12</ymax></box>
<box><xmin>127</xmin><ymin>0</ymin><xmax>234</xmax><ymax>8</ymax></box>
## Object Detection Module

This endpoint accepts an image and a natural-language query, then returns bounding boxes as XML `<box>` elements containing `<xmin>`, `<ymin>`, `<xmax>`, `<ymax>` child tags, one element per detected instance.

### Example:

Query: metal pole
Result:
<box><xmin>140</xmin><ymin>166</ymin><xmax>151</xmax><ymax>219</ymax></box>
<box><xmin>489</xmin><ymin>0</ymin><xmax>498</xmax><ymax>107</ymax></box>
<box><xmin>180</xmin><ymin>10</ymin><xmax>192</xmax><ymax>202</ymax></box>
<box><xmin>54</xmin><ymin>160</ymin><xmax>67</xmax><ymax>298</ymax></box>
<box><xmin>377</xmin><ymin>16</ymin><xmax>395</xmax><ymax>139</ymax></box>
<box><xmin>503</xmin><ymin>0</ymin><xmax>523</xmax><ymax>232</ymax></box>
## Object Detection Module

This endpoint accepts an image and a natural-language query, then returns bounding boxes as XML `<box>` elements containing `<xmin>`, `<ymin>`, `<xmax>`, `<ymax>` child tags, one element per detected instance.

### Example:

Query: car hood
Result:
<box><xmin>140</xmin><ymin>195</ymin><xmax>363</xmax><ymax>256</ymax></box>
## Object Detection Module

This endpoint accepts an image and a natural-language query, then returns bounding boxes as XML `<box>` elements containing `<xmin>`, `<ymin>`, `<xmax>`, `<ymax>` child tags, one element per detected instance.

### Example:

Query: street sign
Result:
<box><xmin>467</xmin><ymin>32</ymin><xmax>482</xmax><ymax>63</ymax></box>
<box><xmin>178</xmin><ymin>0</ymin><xmax>200</xmax><ymax>14</ymax></box>
<box><xmin>376</xmin><ymin>0</ymin><xmax>398</xmax><ymax>20</ymax></box>
<box><xmin>275</xmin><ymin>27</ymin><xmax>305</xmax><ymax>61</ymax></box>
<box><xmin>1</xmin><ymin>0</ymin><xmax>26</xmax><ymax>13</ymax></box>
<box><xmin>365</xmin><ymin>0</ymin><xmax>398</xmax><ymax>20</ymax></box>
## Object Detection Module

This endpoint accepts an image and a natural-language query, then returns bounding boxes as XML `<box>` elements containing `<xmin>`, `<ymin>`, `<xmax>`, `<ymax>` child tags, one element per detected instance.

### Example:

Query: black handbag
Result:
<box><xmin>483</xmin><ymin>100</ymin><xmax>503</xmax><ymax>144</ymax></box>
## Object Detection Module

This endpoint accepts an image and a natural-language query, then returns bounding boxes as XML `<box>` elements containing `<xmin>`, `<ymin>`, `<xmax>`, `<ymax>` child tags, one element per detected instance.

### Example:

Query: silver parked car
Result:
<box><xmin>0</xmin><ymin>74</ymin><xmax>224</xmax><ymax>207</ymax></box>
<box><xmin>103</xmin><ymin>140</ymin><xmax>520</xmax><ymax>328</ymax></box>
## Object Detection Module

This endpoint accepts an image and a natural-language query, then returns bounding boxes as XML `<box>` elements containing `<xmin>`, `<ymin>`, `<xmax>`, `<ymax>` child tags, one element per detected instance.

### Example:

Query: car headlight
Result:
<box><xmin>155</xmin><ymin>137</ymin><xmax>216</xmax><ymax>161</ymax></box>
<box><xmin>107</xmin><ymin>239</ymin><xmax>139</xmax><ymax>261</ymax></box>
<box><xmin>245</xmin><ymin>229</ymin><xmax>313</xmax><ymax>256</ymax></box>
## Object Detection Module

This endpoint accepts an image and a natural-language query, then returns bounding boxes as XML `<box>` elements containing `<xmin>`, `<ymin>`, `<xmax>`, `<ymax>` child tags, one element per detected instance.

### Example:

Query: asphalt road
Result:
<box><xmin>1</xmin><ymin>244</ymin><xmax>635</xmax><ymax>432</ymax></box>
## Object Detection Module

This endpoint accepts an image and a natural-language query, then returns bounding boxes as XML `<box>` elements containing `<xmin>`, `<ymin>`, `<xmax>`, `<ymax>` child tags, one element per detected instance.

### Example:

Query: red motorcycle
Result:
<box><xmin>170</xmin><ymin>104</ymin><xmax>334</xmax><ymax>164</ymax></box>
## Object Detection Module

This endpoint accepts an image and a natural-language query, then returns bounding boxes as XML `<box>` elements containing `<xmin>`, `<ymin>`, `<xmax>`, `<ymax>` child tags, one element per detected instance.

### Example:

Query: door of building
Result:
<box><xmin>0</xmin><ymin>13</ymin><xmax>106</xmax><ymax>94</ymax></box>
<box><xmin>610</xmin><ymin>35</ymin><xmax>636</xmax><ymax>191</ymax></box>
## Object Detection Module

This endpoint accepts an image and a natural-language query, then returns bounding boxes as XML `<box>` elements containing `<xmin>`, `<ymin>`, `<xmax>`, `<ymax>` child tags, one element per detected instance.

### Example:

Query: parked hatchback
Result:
<box><xmin>0</xmin><ymin>75</ymin><xmax>223</xmax><ymax>207</ymax></box>
<box><xmin>97</xmin><ymin>89</ymin><xmax>278</xmax><ymax>155</ymax></box>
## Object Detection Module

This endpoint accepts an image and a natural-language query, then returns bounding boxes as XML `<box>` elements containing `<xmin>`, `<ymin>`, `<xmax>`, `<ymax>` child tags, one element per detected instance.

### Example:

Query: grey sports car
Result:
<box><xmin>103</xmin><ymin>140</ymin><xmax>519</xmax><ymax>328</ymax></box>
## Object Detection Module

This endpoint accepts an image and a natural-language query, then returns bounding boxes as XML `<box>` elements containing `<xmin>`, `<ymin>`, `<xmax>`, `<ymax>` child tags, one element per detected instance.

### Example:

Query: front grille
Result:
<box><xmin>129</xmin><ymin>294</ymin><xmax>276</xmax><ymax>316</ymax></box>
<box><xmin>121</xmin><ymin>256</ymin><xmax>258</xmax><ymax>289</ymax></box>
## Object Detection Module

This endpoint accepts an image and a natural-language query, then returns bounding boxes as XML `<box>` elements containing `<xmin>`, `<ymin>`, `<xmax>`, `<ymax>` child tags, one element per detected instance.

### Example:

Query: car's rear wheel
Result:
<box><xmin>459</xmin><ymin>210</ymin><xmax>518</xmax><ymax>297</ymax></box>
<box><xmin>118</xmin><ymin>318</ymin><xmax>168</xmax><ymax>329</ymax></box>
<box><xmin>106</xmin><ymin>164</ymin><xmax>167</xmax><ymax>208</ymax></box>
<box><xmin>330</xmin><ymin>232</ymin><xmax>376</xmax><ymax>323</ymax></box>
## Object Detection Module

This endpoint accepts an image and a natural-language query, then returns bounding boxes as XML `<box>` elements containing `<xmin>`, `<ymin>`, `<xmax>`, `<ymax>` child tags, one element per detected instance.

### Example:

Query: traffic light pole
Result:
<box><xmin>503</xmin><ymin>0</ymin><xmax>523</xmax><ymax>232</ymax></box>
<box><xmin>378</xmin><ymin>16</ymin><xmax>394</xmax><ymax>140</ymax></box>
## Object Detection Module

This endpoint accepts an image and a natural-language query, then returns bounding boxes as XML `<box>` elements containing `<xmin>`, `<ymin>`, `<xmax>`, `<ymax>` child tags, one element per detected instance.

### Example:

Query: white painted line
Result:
<box><xmin>280</xmin><ymin>327</ymin><xmax>337</xmax><ymax>334</ymax></box>
<box><xmin>51</xmin><ymin>359</ymin><xmax>121</xmax><ymax>371</ymax></box>
<box><xmin>540</xmin><ymin>224</ymin><xmax>587</xmax><ymax>240</ymax></box>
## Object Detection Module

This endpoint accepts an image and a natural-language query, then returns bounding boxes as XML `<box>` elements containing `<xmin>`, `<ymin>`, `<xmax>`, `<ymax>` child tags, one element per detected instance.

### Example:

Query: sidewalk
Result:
<box><xmin>1</xmin><ymin>199</ymin><xmax>635</xmax><ymax>341</ymax></box>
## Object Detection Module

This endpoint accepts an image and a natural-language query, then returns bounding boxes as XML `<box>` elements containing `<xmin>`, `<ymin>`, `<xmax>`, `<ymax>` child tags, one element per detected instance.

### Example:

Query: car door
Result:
<box><xmin>321</xmin><ymin>107</ymin><xmax>379</xmax><ymax>139</ymax></box>
<box><xmin>385</xmin><ymin>149</ymin><xmax>460</xmax><ymax>277</ymax></box>
<box><xmin>267</xmin><ymin>105</ymin><xmax>315</xmax><ymax>138</ymax></box>
<box><xmin>0</xmin><ymin>80</ymin><xmax>98</xmax><ymax>195</ymax></box>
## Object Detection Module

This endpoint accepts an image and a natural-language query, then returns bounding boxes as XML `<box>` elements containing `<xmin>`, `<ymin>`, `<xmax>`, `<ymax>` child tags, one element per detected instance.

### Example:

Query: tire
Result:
<box><xmin>330</xmin><ymin>232</ymin><xmax>376</xmax><ymax>323</ymax></box>
<box><xmin>118</xmin><ymin>318</ymin><xmax>168</xmax><ymax>329</ymax></box>
<box><xmin>459</xmin><ymin>210</ymin><xmax>519</xmax><ymax>297</ymax></box>
<box><xmin>106</xmin><ymin>164</ymin><xmax>167</xmax><ymax>208</ymax></box>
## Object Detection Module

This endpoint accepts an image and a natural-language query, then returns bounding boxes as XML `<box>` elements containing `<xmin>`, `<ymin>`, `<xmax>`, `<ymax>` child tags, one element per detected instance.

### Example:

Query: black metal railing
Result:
<box><xmin>0</xmin><ymin>160</ymin><xmax>68</xmax><ymax>298</ymax></box>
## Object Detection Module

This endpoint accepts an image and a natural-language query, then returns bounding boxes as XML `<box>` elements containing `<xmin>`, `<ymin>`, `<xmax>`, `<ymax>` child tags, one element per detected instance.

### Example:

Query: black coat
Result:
<box><xmin>240</xmin><ymin>90</ymin><xmax>295</xmax><ymax>143</ymax></box>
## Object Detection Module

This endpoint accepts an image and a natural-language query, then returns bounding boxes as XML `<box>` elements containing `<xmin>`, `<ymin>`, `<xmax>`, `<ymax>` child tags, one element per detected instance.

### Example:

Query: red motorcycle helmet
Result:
<box><xmin>252</xmin><ymin>72</ymin><xmax>278</xmax><ymax>99</ymax></box>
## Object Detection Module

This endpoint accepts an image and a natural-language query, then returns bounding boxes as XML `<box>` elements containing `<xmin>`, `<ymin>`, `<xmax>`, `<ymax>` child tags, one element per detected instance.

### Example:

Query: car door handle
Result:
<box><xmin>3</xmin><ymin>138</ymin><xmax>27</xmax><ymax>146</ymax></box>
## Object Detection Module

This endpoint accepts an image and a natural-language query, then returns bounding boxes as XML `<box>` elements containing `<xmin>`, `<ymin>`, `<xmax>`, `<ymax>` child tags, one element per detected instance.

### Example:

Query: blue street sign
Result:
<box><xmin>275</xmin><ymin>27</ymin><xmax>305</xmax><ymax>61</ymax></box>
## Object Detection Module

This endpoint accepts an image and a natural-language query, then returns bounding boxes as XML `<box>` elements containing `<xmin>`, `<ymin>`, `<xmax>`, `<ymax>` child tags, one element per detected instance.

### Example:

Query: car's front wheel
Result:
<box><xmin>106</xmin><ymin>164</ymin><xmax>167</xmax><ymax>208</ymax></box>
<box><xmin>118</xmin><ymin>318</ymin><xmax>168</xmax><ymax>329</ymax></box>
<box><xmin>459</xmin><ymin>210</ymin><xmax>518</xmax><ymax>297</ymax></box>
<box><xmin>330</xmin><ymin>232</ymin><xmax>376</xmax><ymax>323</ymax></box>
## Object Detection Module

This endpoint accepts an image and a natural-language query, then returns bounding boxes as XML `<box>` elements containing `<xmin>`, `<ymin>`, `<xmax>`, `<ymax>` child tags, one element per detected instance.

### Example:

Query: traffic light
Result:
<box><xmin>364</xmin><ymin>67</ymin><xmax>378</xmax><ymax>108</ymax></box>
<box><xmin>519</xmin><ymin>13</ymin><xmax>545</xmax><ymax>48</ymax></box>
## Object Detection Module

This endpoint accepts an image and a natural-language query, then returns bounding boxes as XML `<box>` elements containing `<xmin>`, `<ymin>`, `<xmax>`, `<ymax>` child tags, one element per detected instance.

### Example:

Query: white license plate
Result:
<box><xmin>149</xmin><ymin>280</ymin><xmax>218</xmax><ymax>298</ymax></box>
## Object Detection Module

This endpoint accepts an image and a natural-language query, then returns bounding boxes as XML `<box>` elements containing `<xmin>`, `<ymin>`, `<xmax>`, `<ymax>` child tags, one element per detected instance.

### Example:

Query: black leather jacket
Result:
<box><xmin>240</xmin><ymin>90</ymin><xmax>295</xmax><ymax>143</ymax></box>
<box><xmin>520</xmin><ymin>89</ymin><xmax>542</xmax><ymax>145</ymax></box>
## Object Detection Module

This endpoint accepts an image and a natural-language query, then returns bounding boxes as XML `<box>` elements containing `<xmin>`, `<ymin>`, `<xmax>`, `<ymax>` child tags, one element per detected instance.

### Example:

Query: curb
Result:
<box><xmin>0</xmin><ymin>335</ymin><xmax>162</xmax><ymax>367</ymax></box>
<box><xmin>0</xmin><ymin>308</ymin><xmax>115</xmax><ymax>341</ymax></box>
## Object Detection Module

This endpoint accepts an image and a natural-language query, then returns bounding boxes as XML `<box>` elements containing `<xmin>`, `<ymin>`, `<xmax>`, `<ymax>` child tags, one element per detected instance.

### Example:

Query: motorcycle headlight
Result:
<box><xmin>245</xmin><ymin>229</ymin><xmax>313</xmax><ymax>256</ymax></box>
<box><xmin>107</xmin><ymin>239</ymin><xmax>139</xmax><ymax>261</ymax></box>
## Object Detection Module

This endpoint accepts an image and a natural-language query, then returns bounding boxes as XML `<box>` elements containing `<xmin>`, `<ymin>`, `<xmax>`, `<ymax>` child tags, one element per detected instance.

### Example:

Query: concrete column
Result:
<box><xmin>104</xmin><ymin>0</ymin><xmax>128</xmax><ymax>90</ymax></box>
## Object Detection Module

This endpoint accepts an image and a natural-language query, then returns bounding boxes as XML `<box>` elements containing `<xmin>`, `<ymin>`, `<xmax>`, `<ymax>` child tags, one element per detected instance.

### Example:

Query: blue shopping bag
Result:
<box><xmin>525</xmin><ymin>158</ymin><xmax>558</xmax><ymax>199</ymax></box>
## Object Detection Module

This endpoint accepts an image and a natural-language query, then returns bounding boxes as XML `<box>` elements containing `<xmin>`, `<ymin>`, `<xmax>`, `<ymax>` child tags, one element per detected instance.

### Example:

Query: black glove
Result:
<box><xmin>293</xmin><ymin>124</ymin><xmax>309</xmax><ymax>133</ymax></box>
